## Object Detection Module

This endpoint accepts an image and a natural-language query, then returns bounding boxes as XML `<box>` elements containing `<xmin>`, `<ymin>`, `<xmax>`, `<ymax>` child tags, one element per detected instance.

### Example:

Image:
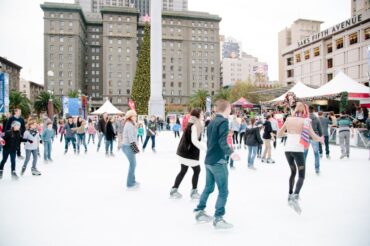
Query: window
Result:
<box><xmin>295</xmin><ymin>54</ymin><xmax>301</xmax><ymax>63</ymax></box>
<box><xmin>327</xmin><ymin>44</ymin><xmax>333</xmax><ymax>53</ymax></box>
<box><xmin>60</xmin><ymin>37</ymin><xmax>64</xmax><ymax>42</ymax></box>
<box><xmin>336</xmin><ymin>38</ymin><xmax>343</xmax><ymax>49</ymax></box>
<box><xmin>327</xmin><ymin>58</ymin><xmax>333</xmax><ymax>69</ymax></box>
<box><xmin>50</xmin><ymin>36</ymin><xmax>55</xmax><ymax>42</ymax></box>
<box><xmin>126</xmin><ymin>48</ymin><xmax>130</xmax><ymax>53</ymax></box>
<box><xmin>59</xmin><ymin>45</ymin><xmax>64</xmax><ymax>52</ymax></box>
<box><xmin>304</xmin><ymin>50</ymin><xmax>310</xmax><ymax>60</ymax></box>
<box><xmin>287</xmin><ymin>57</ymin><xmax>293</xmax><ymax>66</ymax></box>
<box><xmin>287</xmin><ymin>69</ymin><xmax>294</xmax><ymax>78</ymax></box>
<box><xmin>69</xmin><ymin>22</ymin><xmax>73</xmax><ymax>27</ymax></box>
<box><xmin>314</xmin><ymin>47</ymin><xmax>320</xmax><ymax>57</ymax></box>
<box><xmin>327</xmin><ymin>73</ymin><xmax>333</xmax><ymax>82</ymax></box>
<box><xmin>349</xmin><ymin>32</ymin><xmax>358</xmax><ymax>45</ymax></box>
<box><xmin>365</xmin><ymin>28</ymin><xmax>370</xmax><ymax>40</ymax></box>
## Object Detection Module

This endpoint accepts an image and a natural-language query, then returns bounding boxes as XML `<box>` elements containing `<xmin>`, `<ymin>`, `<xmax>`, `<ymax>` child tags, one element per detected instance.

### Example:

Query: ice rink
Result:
<box><xmin>0</xmin><ymin>131</ymin><xmax>369</xmax><ymax>246</ymax></box>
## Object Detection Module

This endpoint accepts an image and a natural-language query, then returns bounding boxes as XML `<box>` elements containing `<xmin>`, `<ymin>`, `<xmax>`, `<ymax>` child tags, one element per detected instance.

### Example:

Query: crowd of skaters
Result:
<box><xmin>0</xmin><ymin>99</ymin><xmax>369</xmax><ymax>230</ymax></box>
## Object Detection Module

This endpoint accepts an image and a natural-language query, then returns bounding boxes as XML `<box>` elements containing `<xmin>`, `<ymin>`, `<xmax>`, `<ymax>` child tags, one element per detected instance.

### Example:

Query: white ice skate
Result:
<box><xmin>213</xmin><ymin>217</ymin><xmax>233</xmax><ymax>230</ymax></box>
<box><xmin>195</xmin><ymin>210</ymin><xmax>213</xmax><ymax>223</ymax></box>
<box><xmin>288</xmin><ymin>194</ymin><xmax>302</xmax><ymax>215</ymax></box>
<box><xmin>169</xmin><ymin>188</ymin><xmax>182</xmax><ymax>199</ymax></box>
<box><xmin>190</xmin><ymin>189</ymin><xmax>200</xmax><ymax>200</ymax></box>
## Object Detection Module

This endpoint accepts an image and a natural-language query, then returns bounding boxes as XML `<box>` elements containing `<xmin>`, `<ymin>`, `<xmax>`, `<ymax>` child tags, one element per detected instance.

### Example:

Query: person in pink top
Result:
<box><xmin>181</xmin><ymin>113</ymin><xmax>190</xmax><ymax>131</ymax></box>
<box><xmin>87</xmin><ymin>121</ymin><xmax>97</xmax><ymax>144</ymax></box>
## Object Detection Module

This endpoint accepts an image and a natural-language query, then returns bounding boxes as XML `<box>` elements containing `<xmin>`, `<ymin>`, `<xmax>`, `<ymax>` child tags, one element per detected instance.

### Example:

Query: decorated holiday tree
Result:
<box><xmin>131</xmin><ymin>22</ymin><xmax>150</xmax><ymax>115</ymax></box>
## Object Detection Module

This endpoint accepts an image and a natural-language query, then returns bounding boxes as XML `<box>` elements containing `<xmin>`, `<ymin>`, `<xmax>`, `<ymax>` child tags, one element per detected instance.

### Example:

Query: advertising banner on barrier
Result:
<box><xmin>0</xmin><ymin>72</ymin><xmax>9</xmax><ymax>113</ymax></box>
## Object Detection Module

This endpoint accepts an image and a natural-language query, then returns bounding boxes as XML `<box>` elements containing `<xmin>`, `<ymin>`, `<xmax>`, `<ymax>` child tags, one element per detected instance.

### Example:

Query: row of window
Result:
<box><xmin>192</xmin><ymin>43</ymin><xmax>216</xmax><ymax>50</ymax></box>
<box><xmin>50</xmin><ymin>45</ymin><xmax>73</xmax><ymax>52</ymax></box>
<box><xmin>107</xmin><ymin>15</ymin><xmax>131</xmax><ymax>22</ymax></box>
<box><xmin>192</xmin><ymin>67</ymin><xmax>216</xmax><ymax>73</ymax></box>
<box><xmin>50</xmin><ymin>36</ymin><xmax>73</xmax><ymax>43</ymax></box>
<box><xmin>49</xmin><ymin>54</ymin><xmax>73</xmax><ymax>61</ymax></box>
<box><xmin>49</xmin><ymin>62</ymin><xmax>73</xmax><ymax>69</ymax></box>
<box><xmin>50</xmin><ymin>21</ymin><xmax>73</xmax><ymax>28</ymax></box>
<box><xmin>49</xmin><ymin>13</ymin><xmax>73</xmax><ymax>19</ymax></box>
<box><xmin>191</xmin><ymin>59</ymin><xmax>216</xmax><ymax>65</ymax></box>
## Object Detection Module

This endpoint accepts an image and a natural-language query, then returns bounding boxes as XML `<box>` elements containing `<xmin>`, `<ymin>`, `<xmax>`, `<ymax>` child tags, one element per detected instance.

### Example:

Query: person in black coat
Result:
<box><xmin>245</xmin><ymin>118</ymin><xmax>263</xmax><ymax>169</ymax></box>
<box><xmin>97</xmin><ymin>113</ymin><xmax>108</xmax><ymax>152</ymax></box>
<box><xmin>105</xmin><ymin>117</ymin><xmax>116</xmax><ymax>156</ymax></box>
<box><xmin>0</xmin><ymin>121</ymin><xmax>29</xmax><ymax>180</ymax></box>
<box><xmin>262</xmin><ymin>114</ymin><xmax>275</xmax><ymax>164</ymax></box>
<box><xmin>5</xmin><ymin>108</ymin><xmax>26</xmax><ymax>158</ymax></box>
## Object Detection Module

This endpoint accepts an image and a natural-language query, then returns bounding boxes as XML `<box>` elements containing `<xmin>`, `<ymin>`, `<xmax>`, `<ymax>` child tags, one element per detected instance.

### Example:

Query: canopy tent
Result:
<box><xmin>271</xmin><ymin>81</ymin><xmax>317</xmax><ymax>102</ymax></box>
<box><xmin>232</xmin><ymin>97</ymin><xmax>254</xmax><ymax>108</ymax></box>
<box><xmin>302</xmin><ymin>71</ymin><xmax>370</xmax><ymax>100</ymax></box>
<box><xmin>91</xmin><ymin>100</ymin><xmax>123</xmax><ymax>115</ymax></box>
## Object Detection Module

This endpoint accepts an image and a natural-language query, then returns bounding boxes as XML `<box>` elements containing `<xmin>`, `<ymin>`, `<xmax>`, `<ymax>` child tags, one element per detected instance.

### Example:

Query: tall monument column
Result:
<box><xmin>149</xmin><ymin>0</ymin><xmax>165</xmax><ymax>118</ymax></box>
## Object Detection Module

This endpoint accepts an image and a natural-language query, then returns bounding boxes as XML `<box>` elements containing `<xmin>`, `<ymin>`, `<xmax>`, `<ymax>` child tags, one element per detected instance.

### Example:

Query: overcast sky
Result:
<box><xmin>0</xmin><ymin>0</ymin><xmax>349</xmax><ymax>84</ymax></box>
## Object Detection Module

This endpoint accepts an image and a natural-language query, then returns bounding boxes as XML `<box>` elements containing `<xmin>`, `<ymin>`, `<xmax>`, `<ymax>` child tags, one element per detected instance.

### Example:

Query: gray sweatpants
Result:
<box><xmin>339</xmin><ymin>131</ymin><xmax>350</xmax><ymax>156</ymax></box>
<box><xmin>23</xmin><ymin>149</ymin><xmax>38</xmax><ymax>169</ymax></box>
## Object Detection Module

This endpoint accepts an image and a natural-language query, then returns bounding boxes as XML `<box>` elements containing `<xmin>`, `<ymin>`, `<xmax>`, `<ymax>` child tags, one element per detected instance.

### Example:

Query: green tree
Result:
<box><xmin>213</xmin><ymin>88</ymin><xmax>231</xmax><ymax>102</ymax></box>
<box><xmin>33</xmin><ymin>91</ymin><xmax>62</xmax><ymax>114</ymax></box>
<box><xmin>131</xmin><ymin>23</ymin><xmax>150</xmax><ymax>115</ymax></box>
<box><xmin>189</xmin><ymin>90</ymin><xmax>209</xmax><ymax>110</ymax></box>
<box><xmin>68</xmin><ymin>90</ymin><xmax>79</xmax><ymax>98</ymax></box>
<box><xmin>9</xmin><ymin>90</ymin><xmax>31</xmax><ymax>118</ymax></box>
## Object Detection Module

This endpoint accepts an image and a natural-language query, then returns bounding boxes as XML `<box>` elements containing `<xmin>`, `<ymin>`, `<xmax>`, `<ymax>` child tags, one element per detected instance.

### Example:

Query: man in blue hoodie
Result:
<box><xmin>194</xmin><ymin>99</ymin><xmax>240</xmax><ymax>230</ymax></box>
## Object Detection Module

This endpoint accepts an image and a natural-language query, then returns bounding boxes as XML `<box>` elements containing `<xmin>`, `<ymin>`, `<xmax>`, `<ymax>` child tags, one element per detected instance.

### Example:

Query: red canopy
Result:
<box><xmin>232</xmin><ymin>97</ymin><xmax>254</xmax><ymax>108</ymax></box>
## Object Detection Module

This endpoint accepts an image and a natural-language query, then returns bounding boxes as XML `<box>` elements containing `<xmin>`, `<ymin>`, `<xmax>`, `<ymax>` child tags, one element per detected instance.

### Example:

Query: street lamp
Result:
<box><xmin>47</xmin><ymin>70</ymin><xmax>54</xmax><ymax>119</ymax></box>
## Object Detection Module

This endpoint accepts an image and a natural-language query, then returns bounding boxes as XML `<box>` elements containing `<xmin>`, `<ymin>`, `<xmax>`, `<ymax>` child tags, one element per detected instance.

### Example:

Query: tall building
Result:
<box><xmin>0</xmin><ymin>56</ymin><xmax>22</xmax><ymax>92</ymax></box>
<box><xmin>162</xmin><ymin>0</ymin><xmax>188</xmax><ymax>11</ymax></box>
<box><xmin>221</xmin><ymin>36</ymin><xmax>241</xmax><ymax>59</ymax></box>
<box><xmin>221</xmin><ymin>53</ymin><xmax>268</xmax><ymax>87</ymax></box>
<box><xmin>278</xmin><ymin>19</ymin><xmax>323</xmax><ymax>84</ymax></box>
<box><xmin>41</xmin><ymin>2</ymin><xmax>221</xmax><ymax>111</ymax></box>
<box><xmin>280</xmin><ymin>10</ymin><xmax>370</xmax><ymax>87</ymax></box>
<box><xmin>352</xmin><ymin>0</ymin><xmax>370</xmax><ymax>16</ymax></box>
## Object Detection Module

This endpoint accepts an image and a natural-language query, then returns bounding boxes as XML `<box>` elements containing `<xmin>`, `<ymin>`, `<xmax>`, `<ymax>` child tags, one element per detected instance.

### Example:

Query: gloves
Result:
<box><xmin>0</xmin><ymin>139</ymin><xmax>5</xmax><ymax>146</ymax></box>
<box><xmin>28</xmin><ymin>140</ymin><xmax>33</xmax><ymax>143</ymax></box>
<box><xmin>40</xmin><ymin>140</ymin><xmax>43</xmax><ymax>144</ymax></box>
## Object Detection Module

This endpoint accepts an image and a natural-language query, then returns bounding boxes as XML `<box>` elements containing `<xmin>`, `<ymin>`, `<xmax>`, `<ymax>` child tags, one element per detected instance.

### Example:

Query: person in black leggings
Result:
<box><xmin>173</xmin><ymin>164</ymin><xmax>201</xmax><ymax>191</ymax></box>
<box><xmin>285</xmin><ymin>152</ymin><xmax>305</xmax><ymax>195</ymax></box>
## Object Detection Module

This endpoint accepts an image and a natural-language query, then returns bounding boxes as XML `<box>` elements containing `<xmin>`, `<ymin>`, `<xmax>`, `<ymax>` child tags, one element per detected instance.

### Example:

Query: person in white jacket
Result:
<box><xmin>21</xmin><ymin>119</ymin><xmax>41</xmax><ymax>176</ymax></box>
<box><xmin>170</xmin><ymin>109</ymin><xmax>206</xmax><ymax>199</ymax></box>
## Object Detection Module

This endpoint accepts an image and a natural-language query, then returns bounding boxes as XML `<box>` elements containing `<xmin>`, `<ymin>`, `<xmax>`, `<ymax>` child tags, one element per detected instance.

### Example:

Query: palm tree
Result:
<box><xmin>33</xmin><ymin>91</ymin><xmax>62</xmax><ymax>114</ymax></box>
<box><xmin>68</xmin><ymin>90</ymin><xmax>79</xmax><ymax>98</ymax></box>
<box><xmin>213</xmin><ymin>88</ymin><xmax>231</xmax><ymax>102</ymax></box>
<box><xmin>189</xmin><ymin>89</ymin><xmax>209</xmax><ymax>110</ymax></box>
<box><xmin>9</xmin><ymin>90</ymin><xmax>31</xmax><ymax>118</ymax></box>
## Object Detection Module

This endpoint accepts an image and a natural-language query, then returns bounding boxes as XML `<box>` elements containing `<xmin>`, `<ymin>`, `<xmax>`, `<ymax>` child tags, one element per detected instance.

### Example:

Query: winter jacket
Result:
<box><xmin>176</xmin><ymin>123</ymin><xmax>203</xmax><ymax>161</ymax></box>
<box><xmin>23</xmin><ymin>129</ymin><xmax>40</xmax><ymax>150</ymax></box>
<box><xmin>63</xmin><ymin>123</ymin><xmax>76</xmax><ymax>138</ymax></box>
<box><xmin>263</xmin><ymin>121</ymin><xmax>273</xmax><ymax>139</ymax></box>
<box><xmin>205</xmin><ymin>114</ymin><xmax>233</xmax><ymax>165</ymax></box>
<box><xmin>5</xmin><ymin>116</ymin><xmax>26</xmax><ymax>135</ymax></box>
<box><xmin>2</xmin><ymin>130</ymin><xmax>27</xmax><ymax>152</ymax></box>
<box><xmin>98</xmin><ymin>118</ymin><xmax>107</xmax><ymax>134</ymax></box>
<box><xmin>146</xmin><ymin>121</ymin><xmax>157</xmax><ymax>137</ymax></box>
<box><xmin>87</xmin><ymin>124</ymin><xmax>96</xmax><ymax>134</ymax></box>
<box><xmin>337</xmin><ymin>116</ymin><xmax>353</xmax><ymax>133</ymax></box>
<box><xmin>172</xmin><ymin>123</ymin><xmax>181</xmax><ymax>132</ymax></box>
<box><xmin>137</xmin><ymin>127</ymin><xmax>144</xmax><ymax>136</ymax></box>
<box><xmin>309</xmin><ymin>113</ymin><xmax>323</xmax><ymax>137</ymax></box>
<box><xmin>245</xmin><ymin>127</ymin><xmax>263</xmax><ymax>146</ymax></box>
<box><xmin>41</xmin><ymin>128</ymin><xmax>55</xmax><ymax>142</ymax></box>
<box><xmin>105</xmin><ymin>121</ymin><xmax>116</xmax><ymax>141</ymax></box>
<box><xmin>122</xmin><ymin>121</ymin><xmax>137</xmax><ymax>145</ymax></box>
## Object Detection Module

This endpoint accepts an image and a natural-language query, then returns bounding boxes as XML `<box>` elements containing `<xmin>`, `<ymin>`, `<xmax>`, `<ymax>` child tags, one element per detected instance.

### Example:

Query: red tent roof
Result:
<box><xmin>232</xmin><ymin>97</ymin><xmax>254</xmax><ymax>108</ymax></box>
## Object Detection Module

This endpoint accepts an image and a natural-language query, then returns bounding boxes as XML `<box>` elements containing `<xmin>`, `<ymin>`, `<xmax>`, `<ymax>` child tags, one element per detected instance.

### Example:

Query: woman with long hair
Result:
<box><xmin>121</xmin><ymin>110</ymin><xmax>140</xmax><ymax>189</ymax></box>
<box><xmin>170</xmin><ymin>108</ymin><xmax>206</xmax><ymax>199</ymax></box>
<box><xmin>278</xmin><ymin>102</ymin><xmax>324</xmax><ymax>214</ymax></box>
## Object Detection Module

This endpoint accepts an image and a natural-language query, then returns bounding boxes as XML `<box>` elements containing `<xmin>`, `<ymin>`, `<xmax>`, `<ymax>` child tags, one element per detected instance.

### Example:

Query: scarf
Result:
<box><xmin>188</xmin><ymin>116</ymin><xmax>203</xmax><ymax>139</ymax></box>
<box><xmin>29</xmin><ymin>128</ymin><xmax>38</xmax><ymax>137</ymax></box>
<box><xmin>299</xmin><ymin>118</ymin><xmax>311</xmax><ymax>149</ymax></box>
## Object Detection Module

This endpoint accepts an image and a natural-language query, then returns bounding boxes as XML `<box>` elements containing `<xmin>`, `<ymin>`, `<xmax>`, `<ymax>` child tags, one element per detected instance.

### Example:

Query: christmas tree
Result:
<box><xmin>131</xmin><ymin>23</ymin><xmax>150</xmax><ymax>115</ymax></box>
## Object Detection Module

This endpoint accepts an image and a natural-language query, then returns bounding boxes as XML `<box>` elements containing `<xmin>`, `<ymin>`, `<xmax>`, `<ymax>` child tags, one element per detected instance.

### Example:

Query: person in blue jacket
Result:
<box><xmin>172</xmin><ymin>118</ymin><xmax>181</xmax><ymax>138</ymax></box>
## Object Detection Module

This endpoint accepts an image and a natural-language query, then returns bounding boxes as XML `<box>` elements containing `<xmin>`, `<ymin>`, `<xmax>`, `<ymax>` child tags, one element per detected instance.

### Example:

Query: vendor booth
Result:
<box><xmin>91</xmin><ymin>99</ymin><xmax>124</xmax><ymax>115</ymax></box>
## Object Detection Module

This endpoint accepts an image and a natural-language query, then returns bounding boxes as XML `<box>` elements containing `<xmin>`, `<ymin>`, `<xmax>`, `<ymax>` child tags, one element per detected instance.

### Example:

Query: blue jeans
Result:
<box><xmin>142</xmin><ymin>135</ymin><xmax>155</xmax><ymax>150</ymax></box>
<box><xmin>195</xmin><ymin>161</ymin><xmax>229</xmax><ymax>218</ymax></box>
<box><xmin>65</xmin><ymin>137</ymin><xmax>76</xmax><ymax>151</ymax></box>
<box><xmin>23</xmin><ymin>149</ymin><xmax>38</xmax><ymax>169</ymax></box>
<box><xmin>88</xmin><ymin>134</ymin><xmax>95</xmax><ymax>144</ymax></box>
<box><xmin>248</xmin><ymin>145</ymin><xmax>258</xmax><ymax>167</ymax></box>
<box><xmin>121</xmin><ymin>145</ymin><xmax>137</xmax><ymax>187</ymax></box>
<box><xmin>77</xmin><ymin>134</ymin><xmax>87</xmax><ymax>152</ymax></box>
<box><xmin>105</xmin><ymin>140</ymin><xmax>113</xmax><ymax>153</ymax></box>
<box><xmin>304</xmin><ymin>140</ymin><xmax>320</xmax><ymax>171</ymax></box>
<box><xmin>43</xmin><ymin>141</ymin><xmax>52</xmax><ymax>160</ymax></box>
<box><xmin>97</xmin><ymin>133</ymin><xmax>105</xmax><ymax>150</ymax></box>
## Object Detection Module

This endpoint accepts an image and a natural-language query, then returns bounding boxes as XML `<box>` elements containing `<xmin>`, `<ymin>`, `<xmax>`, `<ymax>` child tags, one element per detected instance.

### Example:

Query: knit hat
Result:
<box><xmin>11</xmin><ymin>121</ymin><xmax>21</xmax><ymax>128</ymax></box>
<box><xmin>125</xmin><ymin>110</ymin><xmax>137</xmax><ymax>119</ymax></box>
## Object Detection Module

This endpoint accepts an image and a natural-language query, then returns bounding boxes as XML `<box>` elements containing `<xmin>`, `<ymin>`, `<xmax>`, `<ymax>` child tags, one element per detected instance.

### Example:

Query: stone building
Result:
<box><xmin>0</xmin><ymin>56</ymin><xmax>22</xmax><ymax>92</ymax></box>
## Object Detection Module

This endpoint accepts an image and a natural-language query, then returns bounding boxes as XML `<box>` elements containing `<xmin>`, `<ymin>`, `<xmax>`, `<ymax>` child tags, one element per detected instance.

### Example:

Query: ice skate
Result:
<box><xmin>0</xmin><ymin>170</ymin><xmax>3</xmax><ymax>179</ymax></box>
<box><xmin>288</xmin><ymin>194</ymin><xmax>302</xmax><ymax>215</ymax></box>
<box><xmin>267</xmin><ymin>158</ymin><xmax>275</xmax><ymax>164</ymax></box>
<box><xmin>17</xmin><ymin>155</ymin><xmax>25</xmax><ymax>160</ymax></box>
<box><xmin>340</xmin><ymin>153</ymin><xmax>346</xmax><ymax>159</ymax></box>
<box><xmin>11</xmin><ymin>171</ymin><xmax>19</xmax><ymax>181</ymax></box>
<box><xmin>248</xmin><ymin>166</ymin><xmax>257</xmax><ymax>170</ymax></box>
<box><xmin>31</xmin><ymin>168</ymin><xmax>42</xmax><ymax>176</ymax></box>
<box><xmin>195</xmin><ymin>210</ymin><xmax>213</xmax><ymax>223</ymax></box>
<box><xmin>320</xmin><ymin>153</ymin><xmax>323</xmax><ymax>158</ymax></box>
<box><xmin>110</xmin><ymin>152</ymin><xmax>114</xmax><ymax>157</ymax></box>
<box><xmin>315</xmin><ymin>169</ymin><xmax>320</xmax><ymax>175</ymax></box>
<box><xmin>326</xmin><ymin>155</ymin><xmax>330</xmax><ymax>160</ymax></box>
<box><xmin>64</xmin><ymin>150</ymin><xmax>67</xmax><ymax>154</ymax></box>
<box><xmin>152</xmin><ymin>148</ymin><xmax>156</xmax><ymax>153</ymax></box>
<box><xmin>169</xmin><ymin>188</ymin><xmax>182</xmax><ymax>199</ymax></box>
<box><xmin>127</xmin><ymin>182</ymin><xmax>140</xmax><ymax>190</ymax></box>
<box><xmin>21</xmin><ymin>166</ymin><xmax>26</xmax><ymax>176</ymax></box>
<box><xmin>190</xmin><ymin>189</ymin><xmax>200</xmax><ymax>200</ymax></box>
<box><xmin>213</xmin><ymin>217</ymin><xmax>233</xmax><ymax>229</ymax></box>
<box><xmin>261</xmin><ymin>158</ymin><xmax>266</xmax><ymax>163</ymax></box>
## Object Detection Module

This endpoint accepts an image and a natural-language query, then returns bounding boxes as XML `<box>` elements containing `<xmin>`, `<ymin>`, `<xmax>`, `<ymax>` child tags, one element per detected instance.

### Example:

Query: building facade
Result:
<box><xmin>280</xmin><ymin>10</ymin><xmax>370</xmax><ymax>87</ymax></box>
<box><xmin>162</xmin><ymin>0</ymin><xmax>187</xmax><ymax>11</ymax></box>
<box><xmin>41</xmin><ymin>2</ymin><xmax>221</xmax><ymax>111</ymax></box>
<box><xmin>221</xmin><ymin>53</ymin><xmax>268</xmax><ymax>87</ymax></box>
<box><xmin>29</xmin><ymin>82</ymin><xmax>45</xmax><ymax>103</ymax></box>
<box><xmin>19</xmin><ymin>78</ymin><xmax>30</xmax><ymax>98</ymax></box>
<box><xmin>221</xmin><ymin>36</ymin><xmax>241</xmax><ymax>59</ymax></box>
<box><xmin>352</xmin><ymin>0</ymin><xmax>370</xmax><ymax>16</ymax></box>
<box><xmin>0</xmin><ymin>56</ymin><xmax>22</xmax><ymax>92</ymax></box>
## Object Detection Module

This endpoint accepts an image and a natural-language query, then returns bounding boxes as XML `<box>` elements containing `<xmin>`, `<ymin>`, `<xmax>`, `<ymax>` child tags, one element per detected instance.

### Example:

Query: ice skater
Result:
<box><xmin>170</xmin><ymin>109</ymin><xmax>206</xmax><ymax>199</ymax></box>
<box><xmin>41</xmin><ymin>121</ymin><xmax>55</xmax><ymax>162</ymax></box>
<box><xmin>142</xmin><ymin>115</ymin><xmax>157</xmax><ymax>152</ymax></box>
<box><xmin>278</xmin><ymin>102</ymin><xmax>323</xmax><ymax>214</ymax></box>
<box><xmin>63</xmin><ymin>116</ymin><xmax>77</xmax><ymax>154</ymax></box>
<box><xmin>245</xmin><ymin>118</ymin><xmax>263</xmax><ymax>170</ymax></box>
<box><xmin>193</xmin><ymin>99</ymin><xmax>240</xmax><ymax>229</ymax></box>
<box><xmin>105</xmin><ymin>117</ymin><xmax>116</xmax><ymax>156</ymax></box>
<box><xmin>75</xmin><ymin>117</ymin><xmax>88</xmax><ymax>154</ymax></box>
<box><xmin>21</xmin><ymin>120</ymin><xmax>42</xmax><ymax>176</ymax></box>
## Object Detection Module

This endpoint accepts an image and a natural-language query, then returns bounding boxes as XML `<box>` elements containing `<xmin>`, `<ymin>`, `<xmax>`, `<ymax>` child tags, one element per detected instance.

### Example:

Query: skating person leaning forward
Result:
<box><xmin>278</xmin><ymin>102</ymin><xmax>323</xmax><ymax>214</ymax></box>
<box><xmin>193</xmin><ymin>99</ymin><xmax>240</xmax><ymax>229</ymax></box>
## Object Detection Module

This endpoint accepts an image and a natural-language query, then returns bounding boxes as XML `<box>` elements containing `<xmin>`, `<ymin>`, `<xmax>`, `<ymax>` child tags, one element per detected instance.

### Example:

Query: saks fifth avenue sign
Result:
<box><xmin>297</xmin><ymin>13</ymin><xmax>366</xmax><ymax>48</ymax></box>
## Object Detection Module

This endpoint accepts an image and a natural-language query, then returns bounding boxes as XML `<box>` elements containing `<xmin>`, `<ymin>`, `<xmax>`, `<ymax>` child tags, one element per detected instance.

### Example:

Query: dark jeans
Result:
<box><xmin>65</xmin><ymin>137</ymin><xmax>76</xmax><ymax>151</ymax></box>
<box><xmin>272</xmin><ymin>130</ymin><xmax>277</xmax><ymax>149</ymax></box>
<box><xmin>173</xmin><ymin>164</ymin><xmax>201</xmax><ymax>189</ymax></box>
<box><xmin>0</xmin><ymin>149</ymin><xmax>17</xmax><ymax>171</ymax></box>
<box><xmin>105</xmin><ymin>140</ymin><xmax>113</xmax><ymax>153</ymax></box>
<box><xmin>137</xmin><ymin>135</ymin><xmax>143</xmax><ymax>144</ymax></box>
<box><xmin>319</xmin><ymin>136</ymin><xmax>330</xmax><ymax>155</ymax></box>
<box><xmin>239</xmin><ymin>132</ymin><xmax>245</xmax><ymax>145</ymax></box>
<box><xmin>143</xmin><ymin>135</ymin><xmax>155</xmax><ymax>149</ymax></box>
<box><xmin>285</xmin><ymin>152</ymin><xmax>305</xmax><ymax>195</ymax></box>
<box><xmin>87</xmin><ymin>134</ymin><xmax>95</xmax><ymax>144</ymax></box>
<box><xmin>60</xmin><ymin>133</ymin><xmax>64</xmax><ymax>142</ymax></box>
<box><xmin>77</xmin><ymin>134</ymin><xmax>87</xmax><ymax>152</ymax></box>
<box><xmin>174</xmin><ymin>131</ymin><xmax>180</xmax><ymax>138</ymax></box>
<box><xmin>233</xmin><ymin>131</ymin><xmax>239</xmax><ymax>144</ymax></box>
<box><xmin>257</xmin><ymin>144</ymin><xmax>262</xmax><ymax>156</ymax></box>
<box><xmin>195</xmin><ymin>161</ymin><xmax>229</xmax><ymax>218</ymax></box>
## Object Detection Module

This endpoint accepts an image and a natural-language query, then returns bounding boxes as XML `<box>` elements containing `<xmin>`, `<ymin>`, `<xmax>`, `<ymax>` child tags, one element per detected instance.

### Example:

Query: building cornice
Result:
<box><xmin>0</xmin><ymin>56</ymin><xmax>22</xmax><ymax>70</ymax></box>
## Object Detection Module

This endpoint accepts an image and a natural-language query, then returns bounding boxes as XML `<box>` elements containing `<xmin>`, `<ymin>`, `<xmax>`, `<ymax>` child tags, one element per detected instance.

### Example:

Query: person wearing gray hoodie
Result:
<box><xmin>21</xmin><ymin>120</ymin><xmax>42</xmax><ymax>176</ymax></box>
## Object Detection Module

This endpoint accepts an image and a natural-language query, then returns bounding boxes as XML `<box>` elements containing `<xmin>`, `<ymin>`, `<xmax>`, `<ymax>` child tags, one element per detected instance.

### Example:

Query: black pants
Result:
<box><xmin>233</xmin><ymin>131</ymin><xmax>239</xmax><ymax>144</ymax></box>
<box><xmin>240</xmin><ymin>132</ymin><xmax>245</xmax><ymax>145</ymax></box>
<box><xmin>285</xmin><ymin>152</ymin><xmax>305</xmax><ymax>195</ymax></box>
<box><xmin>0</xmin><ymin>149</ymin><xmax>17</xmax><ymax>172</ymax></box>
<box><xmin>272</xmin><ymin>130</ymin><xmax>277</xmax><ymax>149</ymax></box>
<box><xmin>174</xmin><ymin>131</ymin><xmax>180</xmax><ymax>138</ymax></box>
<box><xmin>173</xmin><ymin>164</ymin><xmax>201</xmax><ymax>190</ymax></box>
<box><xmin>319</xmin><ymin>136</ymin><xmax>330</xmax><ymax>155</ymax></box>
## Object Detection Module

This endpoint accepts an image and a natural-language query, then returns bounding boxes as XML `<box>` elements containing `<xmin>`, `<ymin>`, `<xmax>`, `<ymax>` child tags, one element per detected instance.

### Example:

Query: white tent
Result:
<box><xmin>303</xmin><ymin>71</ymin><xmax>370</xmax><ymax>100</ymax></box>
<box><xmin>271</xmin><ymin>81</ymin><xmax>317</xmax><ymax>102</ymax></box>
<box><xmin>91</xmin><ymin>100</ymin><xmax>123</xmax><ymax>115</ymax></box>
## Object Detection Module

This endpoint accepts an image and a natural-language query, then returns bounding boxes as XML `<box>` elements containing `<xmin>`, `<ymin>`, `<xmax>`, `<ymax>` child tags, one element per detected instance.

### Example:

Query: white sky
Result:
<box><xmin>0</xmin><ymin>0</ymin><xmax>349</xmax><ymax>84</ymax></box>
